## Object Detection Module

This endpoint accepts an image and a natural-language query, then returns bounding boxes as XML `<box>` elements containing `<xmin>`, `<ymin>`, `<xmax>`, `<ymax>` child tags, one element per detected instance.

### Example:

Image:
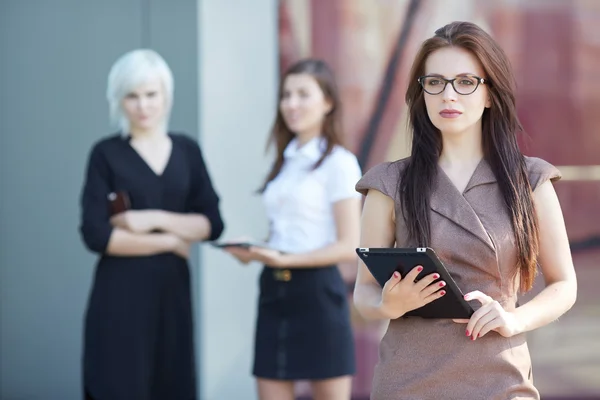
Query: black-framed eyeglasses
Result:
<box><xmin>417</xmin><ymin>74</ymin><xmax>486</xmax><ymax>95</ymax></box>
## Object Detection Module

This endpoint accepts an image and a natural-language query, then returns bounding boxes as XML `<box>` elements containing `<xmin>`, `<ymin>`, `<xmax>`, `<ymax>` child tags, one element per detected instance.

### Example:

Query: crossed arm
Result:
<box><xmin>80</xmin><ymin>142</ymin><xmax>224</xmax><ymax>258</ymax></box>
<box><xmin>106</xmin><ymin>210</ymin><xmax>217</xmax><ymax>257</ymax></box>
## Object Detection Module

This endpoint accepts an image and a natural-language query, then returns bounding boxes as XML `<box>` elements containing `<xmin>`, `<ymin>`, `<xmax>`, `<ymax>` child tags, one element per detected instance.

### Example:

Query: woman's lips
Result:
<box><xmin>439</xmin><ymin>109</ymin><xmax>462</xmax><ymax>118</ymax></box>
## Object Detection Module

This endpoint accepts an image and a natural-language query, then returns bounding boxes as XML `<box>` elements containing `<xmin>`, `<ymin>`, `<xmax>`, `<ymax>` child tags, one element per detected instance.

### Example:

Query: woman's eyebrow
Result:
<box><xmin>424</xmin><ymin>72</ymin><xmax>477</xmax><ymax>78</ymax></box>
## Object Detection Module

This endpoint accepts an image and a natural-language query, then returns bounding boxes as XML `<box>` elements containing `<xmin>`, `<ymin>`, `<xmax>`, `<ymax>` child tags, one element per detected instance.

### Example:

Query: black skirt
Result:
<box><xmin>253</xmin><ymin>265</ymin><xmax>356</xmax><ymax>380</ymax></box>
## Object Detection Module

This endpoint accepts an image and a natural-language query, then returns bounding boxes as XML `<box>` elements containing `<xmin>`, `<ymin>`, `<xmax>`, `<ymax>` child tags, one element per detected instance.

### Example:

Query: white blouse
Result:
<box><xmin>262</xmin><ymin>137</ymin><xmax>362</xmax><ymax>254</ymax></box>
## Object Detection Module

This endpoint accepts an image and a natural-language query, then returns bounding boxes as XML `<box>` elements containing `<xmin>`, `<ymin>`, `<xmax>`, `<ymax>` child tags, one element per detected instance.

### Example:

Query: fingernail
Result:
<box><xmin>417</xmin><ymin>266</ymin><xmax>423</xmax><ymax>272</ymax></box>
<box><xmin>393</xmin><ymin>272</ymin><xmax>400</xmax><ymax>278</ymax></box>
<box><xmin>465</xmin><ymin>330</ymin><xmax>470</xmax><ymax>336</ymax></box>
<box><xmin>464</xmin><ymin>295</ymin><xmax>470</xmax><ymax>300</ymax></box>
<box><xmin>439</xmin><ymin>290</ymin><xmax>446</xmax><ymax>296</ymax></box>
<box><xmin>433</xmin><ymin>274</ymin><xmax>440</xmax><ymax>279</ymax></box>
<box><xmin>439</xmin><ymin>282</ymin><xmax>445</xmax><ymax>287</ymax></box>
<box><xmin>471</xmin><ymin>336</ymin><xmax>476</xmax><ymax>341</ymax></box>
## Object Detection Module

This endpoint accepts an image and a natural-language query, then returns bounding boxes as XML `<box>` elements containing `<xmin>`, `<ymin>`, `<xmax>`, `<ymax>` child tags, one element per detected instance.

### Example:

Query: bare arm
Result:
<box><xmin>79</xmin><ymin>144</ymin><xmax>188</xmax><ymax>257</ymax></box>
<box><xmin>227</xmin><ymin>197</ymin><xmax>362</xmax><ymax>268</ymax></box>
<box><xmin>105</xmin><ymin>228</ymin><xmax>178</xmax><ymax>256</ymax></box>
<box><xmin>241</xmin><ymin>152</ymin><xmax>364</xmax><ymax>268</ymax></box>
<box><xmin>463</xmin><ymin>180</ymin><xmax>578</xmax><ymax>340</ymax></box>
<box><xmin>512</xmin><ymin>180</ymin><xmax>577</xmax><ymax>332</ymax></box>
<box><xmin>155</xmin><ymin>211</ymin><xmax>213</xmax><ymax>242</ymax></box>
<box><xmin>353</xmin><ymin>189</ymin><xmax>397</xmax><ymax>319</ymax></box>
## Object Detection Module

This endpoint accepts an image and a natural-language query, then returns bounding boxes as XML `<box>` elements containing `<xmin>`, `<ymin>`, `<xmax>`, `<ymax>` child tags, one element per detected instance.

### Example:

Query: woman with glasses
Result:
<box><xmin>353</xmin><ymin>22</ymin><xmax>576</xmax><ymax>399</ymax></box>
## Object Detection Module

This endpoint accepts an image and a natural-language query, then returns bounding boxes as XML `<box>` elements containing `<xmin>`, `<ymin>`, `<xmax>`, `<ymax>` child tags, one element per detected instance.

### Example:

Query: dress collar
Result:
<box><xmin>283</xmin><ymin>136</ymin><xmax>327</xmax><ymax>162</ymax></box>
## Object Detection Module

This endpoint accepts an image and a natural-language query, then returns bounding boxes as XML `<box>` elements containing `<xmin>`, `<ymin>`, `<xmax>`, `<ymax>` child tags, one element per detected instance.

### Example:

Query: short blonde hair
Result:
<box><xmin>106</xmin><ymin>49</ymin><xmax>174</xmax><ymax>134</ymax></box>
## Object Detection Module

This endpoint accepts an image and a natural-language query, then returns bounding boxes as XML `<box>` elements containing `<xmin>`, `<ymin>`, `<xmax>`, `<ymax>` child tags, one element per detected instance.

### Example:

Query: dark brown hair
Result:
<box><xmin>261</xmin><ymin>58</ymin><xmax>343</xmax><ymax>190</ymax></box>
<box><xmin>402</xmin><ymin>21</ymin><xmax>539</xmax><ymax>292</ymax></box>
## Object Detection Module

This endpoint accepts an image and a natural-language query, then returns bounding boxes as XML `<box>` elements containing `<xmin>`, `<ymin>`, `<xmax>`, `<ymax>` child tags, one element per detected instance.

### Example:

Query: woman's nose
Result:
<box><xmin>442</xmin><ymin>82</ymin><xmax>458</xmax><ymax>101</ymax></box>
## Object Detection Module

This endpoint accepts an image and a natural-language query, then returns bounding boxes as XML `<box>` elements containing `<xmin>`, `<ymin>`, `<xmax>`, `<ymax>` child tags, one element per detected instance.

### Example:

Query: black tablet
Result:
<box><xmin>356</xmin><ymin>247</ymin><xmax>474</xmax><ymax>319</ymax></box>
<box><xmin>209</xmin><ymin>240</ymin><xmax>271</xmax><ymax>250</ymax></box>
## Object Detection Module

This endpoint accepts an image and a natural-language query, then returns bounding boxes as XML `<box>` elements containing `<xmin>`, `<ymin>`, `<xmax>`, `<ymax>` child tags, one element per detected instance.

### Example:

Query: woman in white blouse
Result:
<box><xmin>225</xmin><ymin>59</ymin><xmax>362</xmax><ymax>400</ymax></box>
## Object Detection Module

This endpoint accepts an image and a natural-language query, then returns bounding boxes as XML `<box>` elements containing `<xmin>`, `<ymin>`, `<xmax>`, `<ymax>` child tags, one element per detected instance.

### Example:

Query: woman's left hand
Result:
<box><xmin>454</xmin><ymin>290</ymin><xmax>523</xmax><ymax>340</ymax></box>
<box><xmin>248</xmin><ymin>247</ymin><xmax>288</xmax><ymax>268</ymax></box>
<box><xmin>110</xmin><ymin>210</ymin><xmax>162</xmax><ymax>234</ymax></box>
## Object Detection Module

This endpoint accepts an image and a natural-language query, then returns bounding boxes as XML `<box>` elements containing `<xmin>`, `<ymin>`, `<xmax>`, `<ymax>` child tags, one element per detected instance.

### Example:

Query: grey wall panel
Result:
<box><xmin>0</xmin><ymin>1</ymin><xmax>142</xmax><ymax>399</ymax></box>
<box><xmin>197</xmin><ymin>1</ymin><xmax>279</xmax><ymax>399</ymax></box>
<box><xmin>0</xmin><ymin>1</ymin><xmax>277</xmax><ymax>399</ymax></box>
<box><xmin>147</xmin><ymin>0</ymin><xmax>199</xmax><ymax>138</ymax></box>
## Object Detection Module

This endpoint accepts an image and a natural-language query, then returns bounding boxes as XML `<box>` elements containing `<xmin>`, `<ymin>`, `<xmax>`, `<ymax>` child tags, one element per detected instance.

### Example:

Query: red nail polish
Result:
<box><xmin>471</xmin><ymin>336</ymin><xmax>476</xmax><ymax>341</ymax></box>
<box><xmin>417</xmin><ymin>266</ymin><xmax>423</xmax><ymax>272</ymax></box>
<box><xmin>433</xmin><ymin>274</ymin><xmax>440</xmax><ymax>279</ymax></box>
<box><xmin>465</xmin><ymin>330</ymin><xmax>470</xmax><ymax>336</ymax></box>
<box><xmin>439</xmin><ymin>282</ymin><xmax>445</xmax><ymax>287</ymax></box>
<box><xmin>439</xmin><ymin>290</ymin><xmax>446</xmax><ymax>296</ymax></box>
<box><xmin>393</xmin><ymin>272</ymin><xmax>399</xmax><ymax>278</ymax></box>
<box><xmin>478</xmin><ymin>334</ymin><xmax>481</xmax><ymax>338</ymax></box>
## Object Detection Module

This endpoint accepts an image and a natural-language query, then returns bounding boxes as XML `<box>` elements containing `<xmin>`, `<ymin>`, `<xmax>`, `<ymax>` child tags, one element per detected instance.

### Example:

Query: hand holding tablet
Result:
<box><xmin>356</xmin><ymin>247</ymin><xmax>474</xmax><ymax>319</ymax></box>
<box><xmin>210</xmin><ymin>238</ymin><xmax>288</xmax><ymax>266</ymax></box>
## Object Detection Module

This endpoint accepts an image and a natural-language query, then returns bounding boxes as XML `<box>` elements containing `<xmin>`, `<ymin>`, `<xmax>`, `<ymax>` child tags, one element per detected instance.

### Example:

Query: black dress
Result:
<box><xmin>79</xmin><ymin>133</ymin><xmax>224</xmax><ymax>400</ymax></box>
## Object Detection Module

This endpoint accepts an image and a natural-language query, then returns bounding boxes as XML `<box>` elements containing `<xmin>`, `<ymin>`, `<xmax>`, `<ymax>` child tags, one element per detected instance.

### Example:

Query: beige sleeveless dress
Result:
<box><xmin>355</xmin><ymin>156</ymin><xmax>561</xmax><ymax>400</ymax></box>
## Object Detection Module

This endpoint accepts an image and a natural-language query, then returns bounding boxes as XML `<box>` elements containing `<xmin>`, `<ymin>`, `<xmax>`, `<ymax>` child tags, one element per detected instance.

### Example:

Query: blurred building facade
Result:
<box><xmin>279</xmin><ymin>1</ymin><xmax>600</xmax><ymax>399</ymax></box>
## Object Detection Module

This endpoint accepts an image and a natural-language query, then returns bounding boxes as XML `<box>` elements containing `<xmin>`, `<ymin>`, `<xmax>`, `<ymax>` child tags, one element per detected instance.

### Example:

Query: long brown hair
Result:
<box><xmin>402</xmin><ymin>21</ymin><xmax>539</xmax><ymax>292</ymax></box>
<box><xmin>260</xmin><ymin>59</ymin><xmax>343</xmax><ymax>190</ymax></box>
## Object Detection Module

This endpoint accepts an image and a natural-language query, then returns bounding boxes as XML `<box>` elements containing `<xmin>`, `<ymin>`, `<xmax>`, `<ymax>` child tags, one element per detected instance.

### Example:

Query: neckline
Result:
<box><xmin>124</xmin><ymin>133</ymin><xmax>174</xmax><ymax>177</ymax></box>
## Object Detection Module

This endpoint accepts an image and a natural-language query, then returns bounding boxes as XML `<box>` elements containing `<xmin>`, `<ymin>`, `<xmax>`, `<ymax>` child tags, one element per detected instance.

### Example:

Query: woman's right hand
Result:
<box><xmin>224</xmin><ymin>247</ymin><xmax>255</xmax><ymax>265</ymax></box>
<box><xmin>164</xmin><ymin>233</ymin><xmax>191</xmax><ymax>259</ymax></box>
<box><xmin>218</xmin><ymin>236</ymin><xmax>258</xmax><ymax>265</ymax></box>
<box><xmin>379</xmin><ymin>265</ymin><xmax>446</xmax><ymax>319</ymax></box>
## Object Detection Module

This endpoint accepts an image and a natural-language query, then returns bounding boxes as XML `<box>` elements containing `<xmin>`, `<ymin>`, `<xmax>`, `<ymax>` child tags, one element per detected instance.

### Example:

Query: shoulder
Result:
<box><xmin>367</xmin><ymin>157</ymin><xmax>410</xmax><ymax>177</ymax></box>
<box><xmin>170</xmin><ymin>133</ymin><xmax>209</xmax><ymax>162</ymax></box>
<box><xmin>169</xmin><ymin>132</ymin><xmax>200</xmax><ymax>149</ymax></box>
<box><xmin>324</xmin><ymin>145</ymin><xmax>360</xmax><ymax>170</ymax></box>
<box><xmin>355</xmin><ymin>157</ymin><xmax>410</xmax><ymax>198</ymax></box>
<box><xmin>524</xmin><ymin>156</ymin><xmax>562</xmax><ymax>190</ymax></box>
<box><xmin>87</xmin><ymin>133</ymin><xmax>124</xmax><ymax>158</ymax></box>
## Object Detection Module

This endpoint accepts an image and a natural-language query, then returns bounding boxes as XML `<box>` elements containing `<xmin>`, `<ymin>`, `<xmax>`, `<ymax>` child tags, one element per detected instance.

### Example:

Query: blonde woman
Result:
<box><xmin>79</xmin><ymin>49</ymin><xmax>224</xmax><ymax>400</ymax></box>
